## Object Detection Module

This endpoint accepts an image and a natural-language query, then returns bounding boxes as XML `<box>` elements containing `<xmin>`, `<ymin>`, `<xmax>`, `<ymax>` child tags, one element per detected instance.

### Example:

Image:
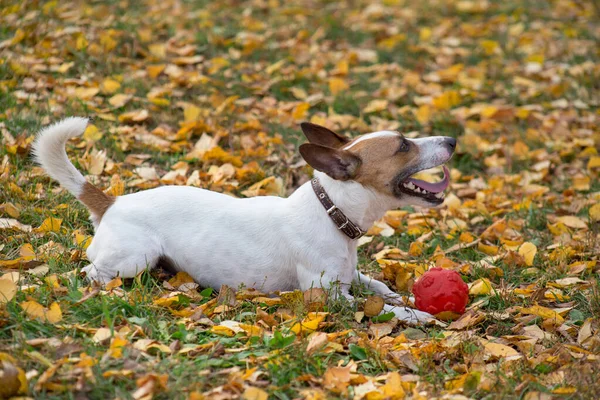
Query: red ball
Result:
<box><xmin>412</xmin><ymin>267</ymin><xmax>469</xmax><ymax>315</ymax></box>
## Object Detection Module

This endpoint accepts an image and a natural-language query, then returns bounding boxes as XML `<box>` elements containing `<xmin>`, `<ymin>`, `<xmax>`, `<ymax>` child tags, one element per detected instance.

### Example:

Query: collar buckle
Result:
<box><xmin>311</xmin><ymin>177</ymin><xmax>365</xmax><ymax>240</ymax></box>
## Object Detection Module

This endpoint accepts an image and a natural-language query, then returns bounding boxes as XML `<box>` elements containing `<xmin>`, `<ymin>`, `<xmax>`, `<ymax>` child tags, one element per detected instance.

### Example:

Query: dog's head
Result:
<box><xmin>299</xmin><ymin>123</ymin><xmax>456</xmax><ymax>207</ymax></box>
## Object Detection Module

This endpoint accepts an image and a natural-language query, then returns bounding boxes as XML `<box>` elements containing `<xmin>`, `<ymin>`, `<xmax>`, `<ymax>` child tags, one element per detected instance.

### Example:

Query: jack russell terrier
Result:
<box><xmin>33</xmin><ymin>117</ymin><xmax>456</xmax><ymax>324</ymax></box>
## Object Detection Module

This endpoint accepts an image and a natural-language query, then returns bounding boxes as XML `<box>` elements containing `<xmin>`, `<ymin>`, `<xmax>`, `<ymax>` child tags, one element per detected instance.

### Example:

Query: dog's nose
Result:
<box><xmin>446</xmin><ymin>137</ymin><xmax>457</xmax><ymax>151</ymax></box>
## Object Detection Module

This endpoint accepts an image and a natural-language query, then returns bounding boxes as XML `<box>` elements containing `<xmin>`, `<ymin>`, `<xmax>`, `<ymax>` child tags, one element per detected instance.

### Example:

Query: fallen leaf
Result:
<box><xmin>0</xmin><ymin>279</ymin><xmax>17</xmax><ymax>304</ymax></box>
<box><xmin>242</xmin><ymin>387</ymin><xmax>268</xmax><ymax>400</ymax></box>
<box><xmin>35</xmin><ymin>217</ymin><xmax>62</xmax><ymax>233</ymax></box>
<box><xmin>556</xmin><ymin>216</ymin><xmax>587</xmax><ymax>229</ymax></box>
<box><xmin>518</xmin><ymin>242</ymin><xmax>537</xmax><ymax>266</ymax></box>
<box><xmin>520</xmin><ymin>305</ymin><xmax>564</xmax><ymax>324</ymax></box>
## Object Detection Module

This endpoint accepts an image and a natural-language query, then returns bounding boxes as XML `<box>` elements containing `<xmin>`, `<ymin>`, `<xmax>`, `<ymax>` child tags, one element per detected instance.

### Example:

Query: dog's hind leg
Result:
<box><xmin>82</xmin><ymin>225</ymin><xmax>162</xmax><ymax>283</ymax></box>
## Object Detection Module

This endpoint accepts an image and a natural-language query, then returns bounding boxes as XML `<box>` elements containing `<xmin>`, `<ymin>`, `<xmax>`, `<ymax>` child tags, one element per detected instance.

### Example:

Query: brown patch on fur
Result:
<box><xmin>78</xmin><ymin>182</ymin><xmax>115</xmax><ymax>221</ymax></box>
<box><xmin>346</xmin><ymin>135</ymin><xmax>421</xmax><ymax>196</ymax></box>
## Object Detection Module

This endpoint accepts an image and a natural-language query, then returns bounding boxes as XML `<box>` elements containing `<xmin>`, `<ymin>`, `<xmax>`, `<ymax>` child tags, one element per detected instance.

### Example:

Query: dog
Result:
<box><xmin>32</xmin><ymin>117</ymin><xmax>456</xmax><ymax>324</ymax></box>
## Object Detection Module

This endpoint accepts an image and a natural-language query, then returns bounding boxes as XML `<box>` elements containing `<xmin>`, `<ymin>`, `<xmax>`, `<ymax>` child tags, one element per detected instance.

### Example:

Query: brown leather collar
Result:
<box><xmin>311</xmin><ymin>177</ymin><xmax>366</xmax><ymax>240</ymax></box>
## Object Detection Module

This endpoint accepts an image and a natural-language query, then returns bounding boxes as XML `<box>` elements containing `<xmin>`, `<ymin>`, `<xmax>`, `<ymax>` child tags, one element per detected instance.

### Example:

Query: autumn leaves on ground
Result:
<box><xmin>0</xmin><ymin>0</ymin><xmax>599</xmax><ymax>398</ymax></box>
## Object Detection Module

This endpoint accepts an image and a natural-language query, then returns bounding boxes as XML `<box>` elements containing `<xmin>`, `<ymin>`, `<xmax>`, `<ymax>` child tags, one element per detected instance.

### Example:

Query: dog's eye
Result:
<box><xmin>397</xmin><ymin>139</ymin><xmax>409</xmax><ymax>153</ymax></box>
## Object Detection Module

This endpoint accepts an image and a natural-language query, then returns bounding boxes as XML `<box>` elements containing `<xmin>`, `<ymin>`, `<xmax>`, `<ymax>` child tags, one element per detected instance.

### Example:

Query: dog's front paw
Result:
<box><xmin>391</xmin><ymin>307</ymin><xmax>438</xmax><ymax>325</ymax></box>
<box><xmin>81</xmin><ymin>264</ymin><xmax>113</xmax><ymax>284</ymax></box>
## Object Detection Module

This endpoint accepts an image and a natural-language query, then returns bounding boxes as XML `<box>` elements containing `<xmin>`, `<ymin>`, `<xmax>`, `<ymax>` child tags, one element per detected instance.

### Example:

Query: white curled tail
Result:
<box><xmin>32</xmin><ymin>117</ymin><xmax>114</xmax><ymax>223</ymax></box>
<box><xmin>32</xmin><ymin>117</ymin><xmax>89</xmax><ymax>196</ymax></box>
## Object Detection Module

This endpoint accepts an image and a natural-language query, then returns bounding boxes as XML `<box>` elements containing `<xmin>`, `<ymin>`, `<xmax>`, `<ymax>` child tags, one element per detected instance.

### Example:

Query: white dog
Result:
<box><xmin>33</xmin><ymin>117</ymin><xmax>456</xmax><ymax>324</ymax></box>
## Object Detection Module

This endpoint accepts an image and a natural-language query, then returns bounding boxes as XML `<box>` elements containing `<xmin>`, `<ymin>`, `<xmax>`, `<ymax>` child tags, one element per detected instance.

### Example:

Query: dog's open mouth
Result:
<box><xmin>399</xmin><ymin>165</ymin><xmax>450</xmax><ymax>204</ymax></box>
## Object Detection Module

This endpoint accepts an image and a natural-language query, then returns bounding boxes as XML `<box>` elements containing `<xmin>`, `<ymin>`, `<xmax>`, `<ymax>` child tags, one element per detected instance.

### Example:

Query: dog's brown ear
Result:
<box><xmin>301</xmin><ymin>122</ymin><xmax>350</xmax><ymax>149</ymax></box>
<box><xmin>299</xmin><ymin>143</ymin><xmax>361</xmax><ymax>181</ymax></box>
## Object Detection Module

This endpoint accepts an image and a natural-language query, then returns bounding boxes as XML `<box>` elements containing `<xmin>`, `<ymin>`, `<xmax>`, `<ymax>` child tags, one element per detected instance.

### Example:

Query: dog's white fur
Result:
<box><xmin>33</xmin><ymin>117</ymin><xmax>455</xmax><ymax>324</ymax></box>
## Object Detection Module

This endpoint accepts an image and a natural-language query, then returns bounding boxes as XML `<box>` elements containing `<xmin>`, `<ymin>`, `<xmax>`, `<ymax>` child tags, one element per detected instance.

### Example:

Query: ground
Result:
<box><xmin>0</xmin><ymin>0</ymin><xmax>599</xmax><ymax>399</ymax></box>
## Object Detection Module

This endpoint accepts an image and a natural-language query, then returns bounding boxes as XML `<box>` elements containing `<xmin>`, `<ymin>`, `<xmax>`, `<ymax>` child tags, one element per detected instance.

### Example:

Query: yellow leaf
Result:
<box><xmin>0</xmin><ymin>203</ymin><xmax>20</xmax><ymax>218</ymax></box>
<box><xmin>203</xmin><ymin>146</ymin><xmax>243</xmax><ymax>167</ymax></box>
<box><xmin>290</xmin><ymin>87</ymin><xmax>307</xmax><ymax>99</ymax></box>
<box><xmin>478</xmin><ymin>242</ymin><xmax>499</xmax><ymax>256</ymax></box>
<box><xmin>76</xmin><ymin>35</ymin><xmax>88</xmax><ymax>50</ymax></box>
<box><xmin>74</xmin><ymin>230</ymin><xmax>92</xmax><ymax>249</ymax></box>
<box><xmin>93</xmin><ymin>328</ymin><xmax>112</xmax><ymax>343</ymax></box>
<box><xmin>109</xmin><ymin>336</ymin><xmax>128</xmax><ymax>358</ymax></box>
<box><xmin>183</xmin><ymin>104</ymin><xmax>202</xmax><ymax>122</ymax></box>
<box><xmin>363</xmin><ymin>99</ymin><xmax>388</xmax><ymax>114</ymax></box>
<box><xmin>73</xmin><ymin>87</ymin><xmax>99</xmax><ymax>100</ymax></box>
<box><xmin>547</xmin><ymin>221</ymin><xmax>569</xmax><ymax>236</ymax></box>
<box><xmin>83</xmin><ymin>124</ymin><xmax>102</xmax><ymax>142</ymax></box>
<box><xmin>589</xmin><ymin>203</ymin><xmax>600</xmax><ymax>222</ymax></box>
<box><xmin>36</xmin><ymin>217</ymin><xmax>62</xmax><ymax>233</ymax></box>
<box><xmin>243</xmin><ymin>387</ymin><xmax>268</xmax><ymax>400</ymax></box>
<box><xmin>334</xmin><ymin>59</ymin><xmax>349</xmax><ymax>75</ymax></box>
<box><xmin>11</xmin><ymin>28</ymin><xmax>25</xmax><ymax>45</ymax></box>
<box><xmin>448</xmin><ymin>310</ymin><xmax>486</xmax><ymax>330</ymax></box>
<box><xmin>469</xmin><ymin>278</ymin><xmax>493</xmax><ymax>296</ymax></box>
<box><xmin>481</xmin><ymin>106</ymin><xmax>498</xmax><ymax>118</ymax></box>
<box><xmin>46</xmin><ymin>302</ymin><xmax>63</xmax><ymax>324</ymax></box>
<box><xmin>328</xmin><ymin>77</ymin><xmax>348</xmax><ymax>96</ymax></box>
<box><xmin>520</xmin><ymin>305</ymin><xmax>564</xmax><ymax>324</ymax></box>
<box><xmin>45</xmin><ymin>274</ymin><xmax>60</xmax><ymax>289</ymax></box>
<box><xmin>573</xmin><ymin>176</ymin><xmax>590</xmax><ymax>191</ymax></box>
<box><xmin>518</xmin><ymin>242</ymin><xmax>537</xmax><ymax>266</ymax></box>
<box><xmin>133</xmin><ymin>339</ymin><xmax>172</xmax><ymax>354</ymax></box>
<box><xmin>0</xmin><ymin>279</ymin><xmax>17</xmax><ymax>304</ymax></box>
<box><xmin>241</xmin><ymin>176</ymin><xmax>284</xmax><ymax>197</ymax></box>
<box><xmin>291</xmin><ymin>312</ymin><xmax>327</xmax><ymax>335</ymax></box>
<box><xmin>415</xmin><ymin>104</ymin><xmax>431</xmax><ymax>124</ymax></box>
<box><xmin>108</xmin><ymin>94</ymin><xmax>132</xmax><ymax>108</ymax></box>
<box><xmin>119</xmin><ymin>109</ymin><xmax>149</xmax><ymax>123</ymax></box>
<box><xmin>552</xmin><ymin>387</ymin><xmax>577</xmax><ymax>395</ymax></box>
<box><xmin>292</xmin><ymin>102</ymin><xmax>310</xmax><ymax>120</ymax></box>
<box><xmin>153</xmin><ymin>297</ymin><xmax>180</xmax><ymax>308</ymax></box>
<box><xmin>21</xmin><ymin>301</ymin><xmax>46</xmax><ymax>321</ymax></box>
<box><xmin>480</xmin><ymin>40</ymin><xmax>499</xmax><ymax>55</ymax></box>
<box><xmin>99</xmin><ymin>31</ymin><xmax>117</xmax><ymax>52</ymax></box>
<box><xmin>105</xmin><ymin>277</ymin><xmax>122</xmax><ymax>291</ymax></box>
<box><xmin>147</xmin><ymin>64</ymin><xmax>166</xmax><ymax>78</ymax></box>
<box><xmin>482</xmin><ymin>340</ymin><xmax>520</xmax><ymax>358</ymax></box>
<box><xmin>380</xmin><ymin>371</ymin><xmax>406</xmax><ymax>399</ymax></box>
<box><xmin>408</xmin><ymin>241</ymin><xmax>423</xmax><ymax>256</ymax></box>
<box><xmin>588</xmin><ymin>156</ymin><xmax>600</xmax><ymax>169</ymax></box>
<box><xmin>0</xmin><ymin>352</ymin><xmax>27</xmax><ymax>396</ymax></box>
<box><xmin>419</xmin><ymin>27</ymin><xmax>432</xmax><ymax>41</ymax></box>
<box><xmin>148</xmin><ymin>43</ymin><xmax>166</xmax><ymax>59</ymax></box>
<box><xmin>239</xmin><ymin>324</ymin><xmax>264</xmax><ymax>337</ymax></box>
<box><xmin>107</xmin><ymin>174</ymin><xmax>125</xmax><ymax>197</ymax></box>
<box><xmin>459</xmin><ymin>232</ymin><xmax>475</xmax><ymax>243</ymax></box>
<box><xmin>149</xmin><ymin>97</ymin><xmax>170</xmax><ymax>106</ymax></box>
<box><xmin>210</xmin><ymin>325</ymin><xmax>236</xmax><ymax>337</ymax></box>
<box><xmin>168</xmin><ymin>271</ymin><xmax>195</xmax><ymax>288</ymax></box>
<box><xmin>432</xmin><ymin>90</ymin><xmax>461</xmax><ymax>110</ymax></box>
<box><xmin>100</xmin><ymin>78</ymin><xmax>121</xmax><ymax>94</ymax></box>
<box><xmin>556</xmin><ymin>216</ymin><xmax>587</xmax><ymax>229</ymax></box>
<box><xmin>378</xmin><ymin>34</ymin><xmax>406</xmax><ymax>50</ymax></box>
<box><xmin>526</xmin><ymin>53</ymin><xmax>545</xmax><ymax>64</ymax></box>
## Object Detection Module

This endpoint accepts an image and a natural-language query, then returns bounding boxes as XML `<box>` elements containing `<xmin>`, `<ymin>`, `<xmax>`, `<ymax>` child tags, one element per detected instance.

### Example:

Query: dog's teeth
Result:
<box><xmin>422</xmin><ymin>190</ymin><xmax>428</xmax><ymax>194</ymax></box>
<box><xmin>406</xmin><ymin>182</ymin><xmax>415</xmax><ymax>189</ymax></box>
<box><xmin>414</xmin><ymin>187</ymin><xmax>421</xmax><ymax>193</ymax></box>
<box><xmin>435</xmin><ymin>192</ymin><xmax>444</xmax><ymax>198</ymax></box>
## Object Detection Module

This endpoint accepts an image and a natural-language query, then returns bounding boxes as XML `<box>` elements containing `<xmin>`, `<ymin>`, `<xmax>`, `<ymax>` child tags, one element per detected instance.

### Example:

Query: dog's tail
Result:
<box><xmin>32</xmin><ymin>117</ymin><xmax>114</xmax><ymax>222</ymax></box>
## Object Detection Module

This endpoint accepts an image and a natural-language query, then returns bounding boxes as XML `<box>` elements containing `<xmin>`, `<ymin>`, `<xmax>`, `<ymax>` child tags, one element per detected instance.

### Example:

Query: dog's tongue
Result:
<box><xmin>408</xmin><ymin>166</ymin><xmax>450</xmax><ymax>193</ymax></box>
